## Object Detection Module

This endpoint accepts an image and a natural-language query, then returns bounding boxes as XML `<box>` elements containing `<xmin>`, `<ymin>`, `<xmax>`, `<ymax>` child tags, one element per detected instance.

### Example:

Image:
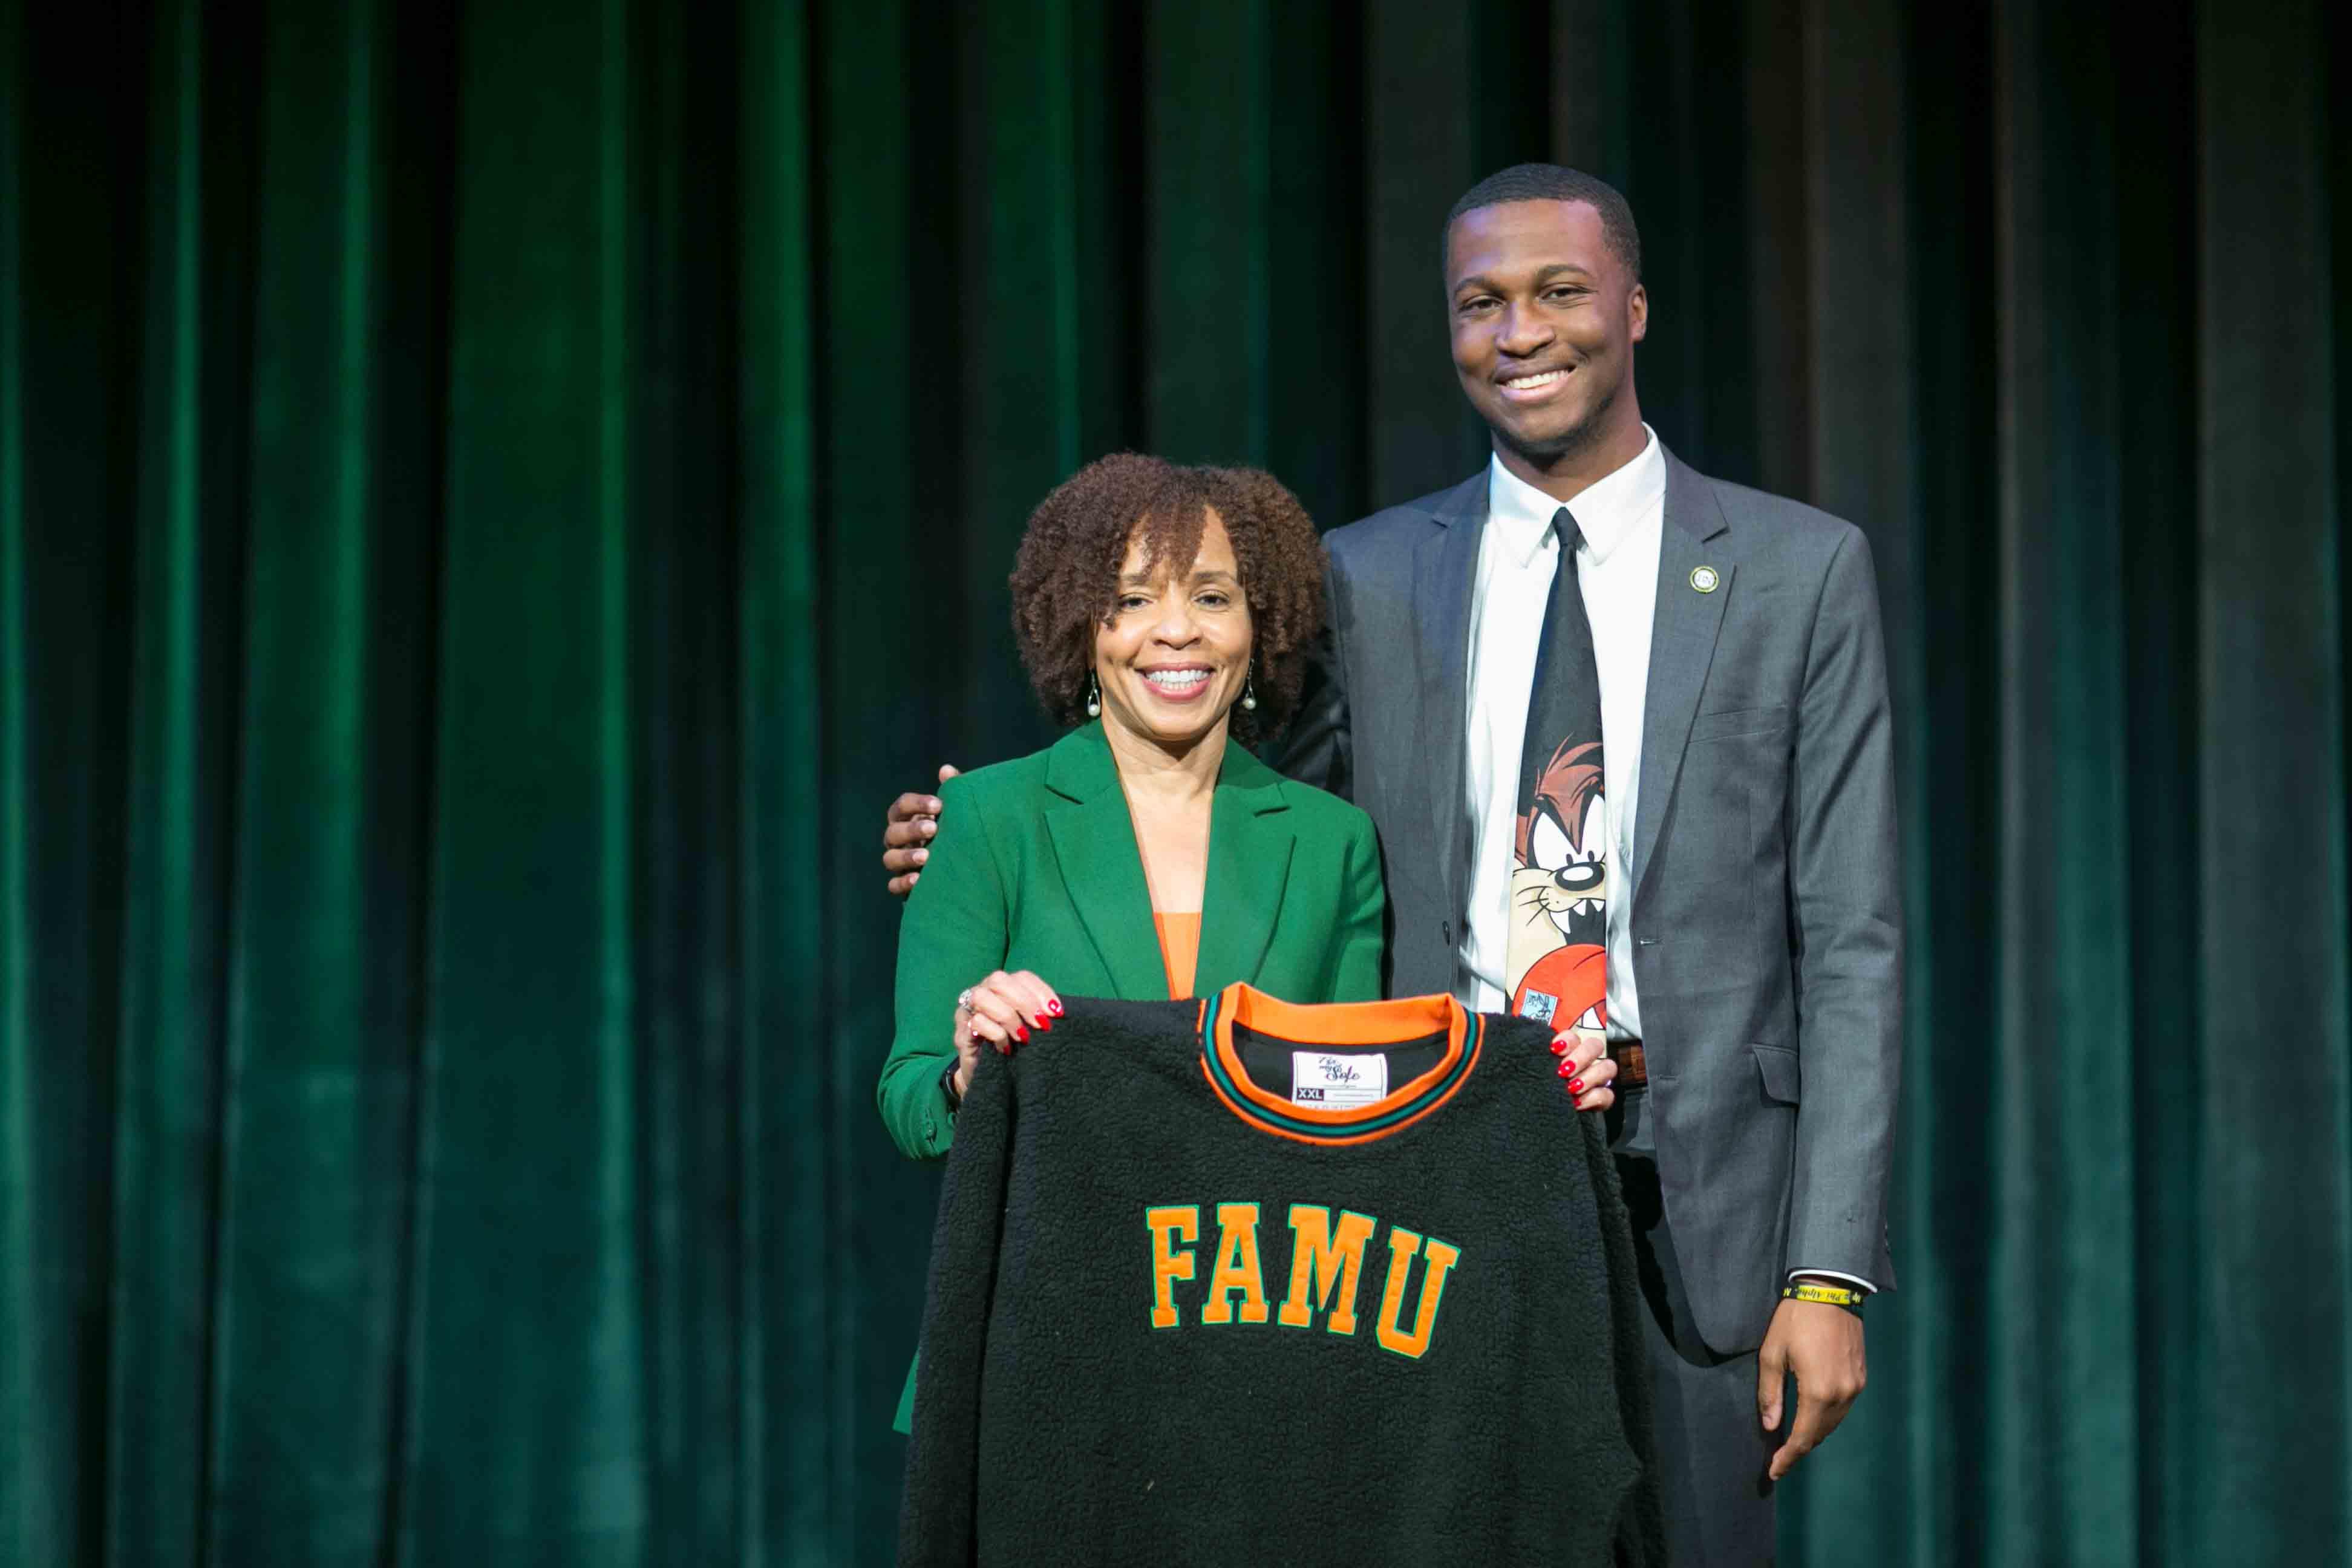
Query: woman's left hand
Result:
<box><xmin>1550</xmin><ymin>1028</ymin><xmax>1618</xmax><ymax>1112</ymax></box>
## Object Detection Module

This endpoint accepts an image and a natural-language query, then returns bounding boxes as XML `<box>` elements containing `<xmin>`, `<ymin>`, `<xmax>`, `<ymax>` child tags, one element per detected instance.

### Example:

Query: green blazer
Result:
<box><xmin>878</xmin><ymin>720</ymin><xmax>1387</xmax><ymax>1428</ymax></box>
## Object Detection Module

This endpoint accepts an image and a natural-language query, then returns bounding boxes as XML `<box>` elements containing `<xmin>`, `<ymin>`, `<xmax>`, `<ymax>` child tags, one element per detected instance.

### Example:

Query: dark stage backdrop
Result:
<box><xmin>4</xmin><ymin>0</ymin><xmax>2348</xmax><ymax>1563</ymax></box>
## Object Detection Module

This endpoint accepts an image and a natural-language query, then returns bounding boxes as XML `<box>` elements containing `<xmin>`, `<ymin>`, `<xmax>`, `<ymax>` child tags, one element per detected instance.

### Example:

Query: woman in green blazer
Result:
<box><xmin>877</xmin><ymin>455</ymin><xmax>1384</xmax><ymax>1431</ymax></box>
<box><xmin>876</xmin><ymin>722</ymin><xmax>1385</xmax><ymax>1155</ymax></box>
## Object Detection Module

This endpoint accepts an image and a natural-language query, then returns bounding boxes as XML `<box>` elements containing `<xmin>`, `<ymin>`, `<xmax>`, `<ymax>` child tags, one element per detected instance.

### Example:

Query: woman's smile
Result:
<box><xmin>1138</xmin><ymin>664</ymin><xmax>1215</xmax><ymax>703</ymax></box>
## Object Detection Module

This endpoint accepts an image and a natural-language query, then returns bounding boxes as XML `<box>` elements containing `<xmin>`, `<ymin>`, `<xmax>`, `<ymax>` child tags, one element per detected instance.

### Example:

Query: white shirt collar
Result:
<box><xmin>1483</xmin><ymin>424</ymin><xmax>1665</xmax><ymax>569</ymax></box>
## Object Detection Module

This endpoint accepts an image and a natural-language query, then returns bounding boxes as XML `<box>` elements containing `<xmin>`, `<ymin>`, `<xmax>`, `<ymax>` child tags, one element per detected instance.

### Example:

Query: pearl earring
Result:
<box><xmin>1240</xmin><ymin>665</ymin><xmax>1258</xmax><ymax>712</ymax></box>
<box><xmin>1085</xmin><ymin>675</ymin><xmax>1101</xmax><ymax>719</ymax></box>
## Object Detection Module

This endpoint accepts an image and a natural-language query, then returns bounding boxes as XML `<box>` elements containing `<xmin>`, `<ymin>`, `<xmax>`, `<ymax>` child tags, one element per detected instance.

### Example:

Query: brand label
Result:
<box><xmin>1290</xmin><ymin>1050</ymin><xmax>1387</xmax><ymax>1109</ymax></box>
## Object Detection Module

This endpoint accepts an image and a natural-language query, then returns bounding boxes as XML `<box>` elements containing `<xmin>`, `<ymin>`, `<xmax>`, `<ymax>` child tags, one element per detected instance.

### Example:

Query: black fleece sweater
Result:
<box><xmin>898</xmin><ymin>984</ymin><xmax>1662</xmax><ymax>1567</ymax></box>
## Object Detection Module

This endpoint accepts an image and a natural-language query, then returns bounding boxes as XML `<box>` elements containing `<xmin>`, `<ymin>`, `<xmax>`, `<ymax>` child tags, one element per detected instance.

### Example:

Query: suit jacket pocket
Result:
<box><xmin>1688</xmin><ymin>702</ymin><xmax>1792</xmax><ymax>743</ymax></box>
<box><xmin>1752</xmin><ymin>1042</ymin><xmax>1800</xmax><ymax>1104</ymax></box>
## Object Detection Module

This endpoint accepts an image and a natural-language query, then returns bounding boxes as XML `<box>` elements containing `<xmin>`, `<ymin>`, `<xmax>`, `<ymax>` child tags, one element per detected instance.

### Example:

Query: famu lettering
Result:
<box><xmin>1143</xmin><ymin>1201</ymin><xmax>1463</xmax><ymax>1359</ymax></box>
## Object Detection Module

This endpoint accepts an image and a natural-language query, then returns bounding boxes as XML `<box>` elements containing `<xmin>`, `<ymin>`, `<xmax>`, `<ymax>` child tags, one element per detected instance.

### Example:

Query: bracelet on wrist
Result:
<box><xmin>1781</xmin><ymin>1281</ymin><xmax>1865</xmax><ymax>1318</ymax></box>
<box><xmin>941</xmin><ymin>1059</ymin><xmax>964</xmax><ymax>1114</ymax></box>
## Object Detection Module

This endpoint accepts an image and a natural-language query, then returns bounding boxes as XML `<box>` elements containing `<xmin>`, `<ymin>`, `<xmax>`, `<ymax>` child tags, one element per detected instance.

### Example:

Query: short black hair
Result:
<box><xmin>1442</xmin><ymin>163</ymin><xmax>1642</xmax><ymax>284</ymax></box>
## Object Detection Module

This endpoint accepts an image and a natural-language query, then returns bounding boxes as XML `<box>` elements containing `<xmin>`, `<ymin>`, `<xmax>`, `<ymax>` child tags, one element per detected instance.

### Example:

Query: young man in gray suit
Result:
<box><xmin>884</xmin><ymin>164</ymin><xmax>1900</xmax><ymax>1564</ymax></box>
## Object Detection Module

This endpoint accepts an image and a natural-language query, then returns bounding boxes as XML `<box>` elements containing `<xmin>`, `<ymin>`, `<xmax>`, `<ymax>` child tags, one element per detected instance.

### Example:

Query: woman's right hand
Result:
<box><xmin>950</xmin><ymin>970</ymin><xmax>1063</xmax><ymax>1098</ymax></box>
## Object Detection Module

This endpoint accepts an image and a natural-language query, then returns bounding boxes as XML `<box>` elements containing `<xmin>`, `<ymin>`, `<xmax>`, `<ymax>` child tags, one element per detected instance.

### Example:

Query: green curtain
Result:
<box><xmin>3</xmin><ymin>0</ymin><xmax>2347</xmax><ymax>1563</ymax></box>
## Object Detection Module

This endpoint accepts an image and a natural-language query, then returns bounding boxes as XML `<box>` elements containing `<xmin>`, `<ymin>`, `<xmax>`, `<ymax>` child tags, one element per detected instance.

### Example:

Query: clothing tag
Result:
<box><xmin>1290</xmin><ymin>1050</ymin><xmax>1387</xmax><ymax>1109</ymax></box>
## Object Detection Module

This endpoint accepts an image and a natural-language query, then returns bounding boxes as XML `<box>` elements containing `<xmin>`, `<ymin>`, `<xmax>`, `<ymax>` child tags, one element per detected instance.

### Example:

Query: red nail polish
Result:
<box><xmin>1015</xmin><ymin>1025</ymin><xmax>1029</xmax><ymax>1043</ymax></box>
<box><xmin>1567</xmin><ymin>1077</ymin><xmax>1586</xmax><ymax>1094</ymax></box>
<box><xmin>1033</xmin><ymin>1014</ymin><xmax>1052</xmax><ymax>1031</ymax></box>
<box><xmin>1047</xmin><ymin>998</ymin><xmax>1064</xmax><ymax>1017</ymax></box>
<box><xmin>1555</xmin><ymin>1060</ymin><xmax>1574</xmax><ymax>1078</ymax></box>
<box><xmin>1549</xmin><ymin>1036</ymin><xmax>1570</xmax><ymax>1056</ymax></box>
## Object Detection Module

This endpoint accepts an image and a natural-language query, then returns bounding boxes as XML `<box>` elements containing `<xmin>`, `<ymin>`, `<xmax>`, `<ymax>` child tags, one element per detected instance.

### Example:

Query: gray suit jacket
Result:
<box><xmin>1274</xmin><ymin>445</ymin><xmax>1902</xmax><ymax>1354</ymax></box>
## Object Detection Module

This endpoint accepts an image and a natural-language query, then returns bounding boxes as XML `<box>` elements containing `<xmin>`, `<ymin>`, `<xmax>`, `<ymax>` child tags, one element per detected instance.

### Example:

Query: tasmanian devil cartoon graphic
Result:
<box><xmin>1508</xmin><ymin>739</ymin><xmax>1608</xmax><ymax>1029</ymax></box>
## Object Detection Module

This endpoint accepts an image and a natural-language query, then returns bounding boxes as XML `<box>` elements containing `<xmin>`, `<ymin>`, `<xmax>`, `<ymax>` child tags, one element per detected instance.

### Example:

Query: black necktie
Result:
<box><xmin>1506</xmin><ymin>506</ymin><xmax>1609</xmax><ymax>1027</ymax></box>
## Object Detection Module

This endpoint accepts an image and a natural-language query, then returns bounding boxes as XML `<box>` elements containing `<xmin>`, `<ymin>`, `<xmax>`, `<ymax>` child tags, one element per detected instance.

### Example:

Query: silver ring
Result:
<box><xmin>956</xmin><ymin>988</ymin><xmax>974</xmax><ymax>1013</ymax></box>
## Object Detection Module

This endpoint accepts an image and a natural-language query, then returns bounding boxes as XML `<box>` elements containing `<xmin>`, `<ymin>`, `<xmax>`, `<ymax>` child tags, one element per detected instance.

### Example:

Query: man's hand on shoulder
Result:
<box><xmin>1757</xmin><ymin>1289</ymin><xmax>1867</xmax><ymax>1481</ymax></box>
<box><xmin>883</xmin><ymin>764</ymin><xmax>960</xmax><ymax>897</ymax></box>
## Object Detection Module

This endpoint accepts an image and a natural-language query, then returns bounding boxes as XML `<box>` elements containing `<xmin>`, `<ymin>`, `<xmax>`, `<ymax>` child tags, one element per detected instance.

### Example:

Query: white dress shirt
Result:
<box><xmin>1457</xmin><ymin>428</ymin><xmax>1665</xmax><ymax>1038</ymax></box>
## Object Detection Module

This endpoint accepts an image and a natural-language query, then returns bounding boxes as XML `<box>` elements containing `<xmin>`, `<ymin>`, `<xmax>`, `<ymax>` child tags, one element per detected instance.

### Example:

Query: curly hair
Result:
<box><xmin>1008</xmin><ymin>454</ymin><xmax>1325</xmax><ymax>744</ymax></box>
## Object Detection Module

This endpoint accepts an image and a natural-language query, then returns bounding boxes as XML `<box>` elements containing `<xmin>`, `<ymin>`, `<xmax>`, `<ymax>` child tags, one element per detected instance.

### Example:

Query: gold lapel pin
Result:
<box><xmin>1690</xmin><ymin>565</ymin><xmax>1720</xmax><ymax>593</ymax></box>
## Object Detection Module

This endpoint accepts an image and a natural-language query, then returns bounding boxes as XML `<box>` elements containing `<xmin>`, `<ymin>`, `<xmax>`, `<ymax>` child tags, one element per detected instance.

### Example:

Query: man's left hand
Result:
<box><xmin>1757</xmin><ymin>1293</ymin><xmax>1867</xmax><ymax>1480</ymax></box>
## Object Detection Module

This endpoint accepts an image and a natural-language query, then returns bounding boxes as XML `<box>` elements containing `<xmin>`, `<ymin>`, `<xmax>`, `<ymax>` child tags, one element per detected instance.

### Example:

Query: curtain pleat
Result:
<box><xmin>2</xmin><ymin>0</ymin><xmax>2347</xmax><ymax>1563</ymax></box>
<box><xmin>736</xmin><ymin>0</ymin><xmax>827</xmax><ymax>1557</ymax></box>
<box><xmin>108</xmin><ymin>1</ymin><xmax>256</xmax><ymax>1561</ymax></box>
<box><xmin>2193</xmin><ymin>0</ymin><xmax>2350</xmax><ymax>1555</ymax></box>
<box><xmin>0</xmin><ymin>0</ymin><xmax>42</xmax><ymax>1558</ymax></box>
<box><xmin>204</xmin><ymin>1</ymin><xmax>416</xmax><ymax>1563</ymax></box>
<box><xmin>397</xmin><ymin>0</ymin><xmax>646</xmax><ymax>1559</ymax></box>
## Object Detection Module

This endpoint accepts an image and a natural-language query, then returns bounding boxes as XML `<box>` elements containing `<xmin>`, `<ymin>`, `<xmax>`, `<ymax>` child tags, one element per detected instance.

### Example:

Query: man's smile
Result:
<box><xmin>1497</xmin><ymin>365</ymin><xmax>1575</xmax><ymax>401</ymax></box>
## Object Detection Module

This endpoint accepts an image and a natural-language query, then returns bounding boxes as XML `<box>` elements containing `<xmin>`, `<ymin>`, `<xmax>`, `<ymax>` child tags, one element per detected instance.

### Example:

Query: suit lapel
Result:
<box><xmin>1631</xmin><ymin>449</ymin><xmax>1733</xmax><ymax>903</ymax></box>
<box><xmin>1042</xmin><ymin>725</ymin><xmax>1169</xmax><ymax>998</ymax></box>
<box><xmin>1414</xmin><ymin>471</ymin><xmax>1489</xmax><ymax>926</ymax></box>
<box><xmin>1195</xmin><ymin>745</ymin><xmax>1295</xmax><ymax>993</ymax></box>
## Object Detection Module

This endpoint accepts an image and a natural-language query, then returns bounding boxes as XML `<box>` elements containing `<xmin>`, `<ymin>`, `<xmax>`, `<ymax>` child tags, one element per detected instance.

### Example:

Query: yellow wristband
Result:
<box><xmin>1781</xmin><ymin>1281</ymin><xmax>1865</xmax><ymax>1316</ymax></box>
